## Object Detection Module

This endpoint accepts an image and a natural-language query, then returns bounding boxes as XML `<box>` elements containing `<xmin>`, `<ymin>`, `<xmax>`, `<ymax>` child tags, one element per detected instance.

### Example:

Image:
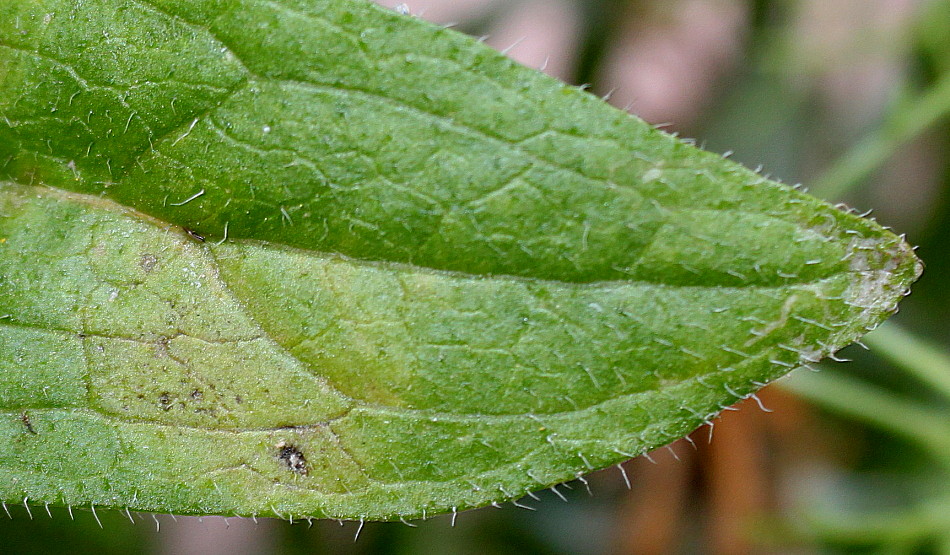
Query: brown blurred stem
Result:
<box><xmin>612</xmin><ymin>444</ymin><xmax>695</xmax><ymax>555</ymax></box>
<box><xmin>703</xmin><ymin>399</ymin><xmax>771</xmax><ymax>555</ymax></box>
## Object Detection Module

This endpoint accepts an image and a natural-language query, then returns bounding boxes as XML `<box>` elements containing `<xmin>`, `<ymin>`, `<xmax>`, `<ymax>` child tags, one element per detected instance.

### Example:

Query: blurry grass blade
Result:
<box><xmin>811</xmin><ymin>70</ymin><xmax>950</xmax><ymax>200</ymax></box>
<box><xmin>795</xmin><ymin>497</ymin><xmax>950</xmax><ymax>547</ymax></box>
<box><xmin>784</xmin><ymin>371</ymin><xmax>950</xmax><ymax>465</ymax></box>
<box><xmin>0</xmin><ymin>0</ymin><xmax>922</xmax><ymax>520</ymax></box>
<box><xmin>917</xmin><ymin>0</ymin><xmax>950</xmax><ymax>75</ymax></box>
<box><xmin>863</xmin><ymin>323</ymin><xmax>950</xmax><ymax>401</ymax></box>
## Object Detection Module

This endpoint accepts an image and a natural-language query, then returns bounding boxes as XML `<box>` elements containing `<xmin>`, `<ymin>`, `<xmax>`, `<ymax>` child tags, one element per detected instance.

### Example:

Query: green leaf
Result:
<box><xmin>0</xmin><ymin>0</ymin><xmax>921</xmax><ymax>521</ymax></box>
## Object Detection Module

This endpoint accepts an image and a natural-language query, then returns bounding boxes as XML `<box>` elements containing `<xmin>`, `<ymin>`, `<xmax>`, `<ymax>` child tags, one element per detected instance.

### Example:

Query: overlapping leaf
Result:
<box><xmin>0</xmin><ymin>0</ymin><xmax>921</xmax><ymax>520</ymax></box>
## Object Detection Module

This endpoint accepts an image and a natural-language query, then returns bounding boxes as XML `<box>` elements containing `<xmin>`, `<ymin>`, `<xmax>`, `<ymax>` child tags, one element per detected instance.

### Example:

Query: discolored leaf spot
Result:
<box><xmin>276</xmin><ymin>442</ymin><xmax>309</xmax><ymax>476</ymax></box>
<box><xmin>0</xmin><ymin>0</ymin><xmax>921</xmax><ymax>521</ymax></box>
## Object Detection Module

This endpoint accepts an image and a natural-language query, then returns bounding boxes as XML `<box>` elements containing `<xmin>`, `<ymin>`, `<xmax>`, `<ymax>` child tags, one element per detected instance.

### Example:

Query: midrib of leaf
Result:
<box><xmin>0</xmin><ymin>179</ymin><xmax>909</xmax><ymax>440</ymax></box>
<box><xmin>2</xmin><ymin>179</ymin><xmax>872</xmax><ymax>415</ymax></box>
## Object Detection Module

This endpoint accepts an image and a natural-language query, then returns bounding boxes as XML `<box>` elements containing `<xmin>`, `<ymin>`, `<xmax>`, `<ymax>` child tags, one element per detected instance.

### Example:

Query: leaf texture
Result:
<box><xmin>0</xmin><ymin>0</ymin><xmax>922</xmax><ymax>520</ymax></box>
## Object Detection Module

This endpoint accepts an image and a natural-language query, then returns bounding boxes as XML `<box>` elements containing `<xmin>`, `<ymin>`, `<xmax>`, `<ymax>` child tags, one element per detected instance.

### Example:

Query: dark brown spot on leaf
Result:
<box><xmin>276</xmin><ymin>442</ymin><xmax>308</xmax><ymax>475</ymax></box>
<box><xmin>20</xmin><ymin>412</ymin><xmax>36</xmax><ymax>434</ymax></box>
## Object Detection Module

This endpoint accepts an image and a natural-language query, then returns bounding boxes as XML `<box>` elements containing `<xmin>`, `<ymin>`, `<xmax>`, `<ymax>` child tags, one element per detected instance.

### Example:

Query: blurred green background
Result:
<box><xmin>3</xmin><ymin>0</ymin><xmax>948</xmax><ymax>553</ymax></box>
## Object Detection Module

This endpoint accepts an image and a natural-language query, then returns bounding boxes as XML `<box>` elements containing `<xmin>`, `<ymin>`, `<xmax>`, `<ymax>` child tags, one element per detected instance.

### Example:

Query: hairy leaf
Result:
<box><xmin>0</xmin><ymin>0</ymin><xmax>921</xmax><ymax>521</ymax></box>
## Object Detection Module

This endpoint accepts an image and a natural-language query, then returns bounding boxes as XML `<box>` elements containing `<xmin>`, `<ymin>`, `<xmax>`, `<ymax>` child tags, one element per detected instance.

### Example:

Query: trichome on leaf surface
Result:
<box><xmin>0</xmin><ymin>0</ymin><xmax>922</xmax><ymax>522</ymax></box>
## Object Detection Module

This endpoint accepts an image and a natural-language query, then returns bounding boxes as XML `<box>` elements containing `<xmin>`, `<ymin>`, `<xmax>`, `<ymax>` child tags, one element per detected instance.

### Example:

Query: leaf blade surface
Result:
<box><xmin>0</xmin><ymin>0</ymin><xmax>922</xmax><ymax>520</ymax></box>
